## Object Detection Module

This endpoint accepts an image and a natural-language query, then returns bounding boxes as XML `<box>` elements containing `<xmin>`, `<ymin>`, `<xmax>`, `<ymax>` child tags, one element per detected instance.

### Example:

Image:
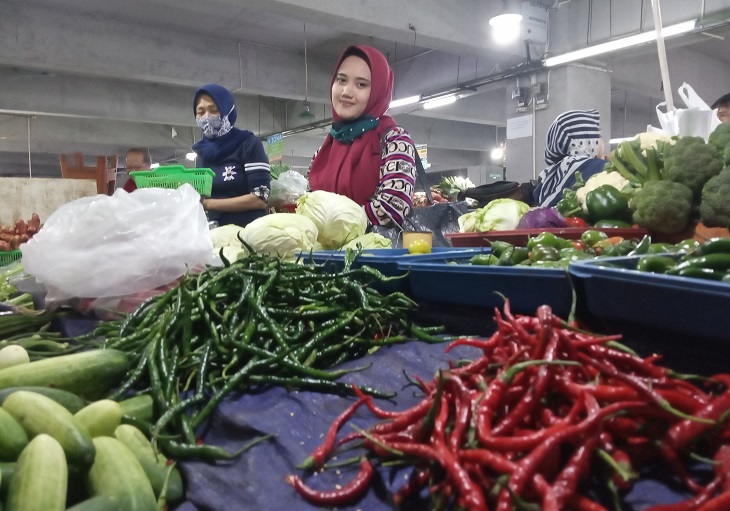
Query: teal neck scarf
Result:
<box><xmin>329</xmin><ymin>115</ymin><xmax>379</xmax><ymax>144</ymax></box>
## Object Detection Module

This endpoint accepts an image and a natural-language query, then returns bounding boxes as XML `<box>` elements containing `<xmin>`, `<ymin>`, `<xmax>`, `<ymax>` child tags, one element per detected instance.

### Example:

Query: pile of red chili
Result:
<box><xmin>287</xmin><ymin>302</ymin><xmax>730</xmax><ymax>510</ymax></box>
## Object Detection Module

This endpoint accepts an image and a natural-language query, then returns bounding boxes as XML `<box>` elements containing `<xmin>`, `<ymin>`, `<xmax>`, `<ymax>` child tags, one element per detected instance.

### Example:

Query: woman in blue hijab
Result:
<box><xmin>192</xmin><ymin>84</ymin><xmax>271</xmax><ymax>227</ymax></box>
<box><xmin>533</xmin><ymin>109</ymin><xmax>607</xmax><ymax>208</ymax></box>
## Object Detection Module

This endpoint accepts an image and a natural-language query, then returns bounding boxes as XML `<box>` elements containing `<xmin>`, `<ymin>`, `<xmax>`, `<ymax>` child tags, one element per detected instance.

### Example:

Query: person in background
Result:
<box><xmin>307</xmin><ymin>45</ymin><xmax>416</xmax><ymax>227</ymax></box>
<box><xmin>122</xmin><ymin>147</ymin><xmax>151</xmax><ymax>192</ymax></box>
<box><xmin>711</xmin><ymin>92</ymin><xmax>730</xmax><ymax>124</ymax></box>
<box><xmin>532</xmin><ymin>109</ymin><xmax>607</xmax><ymax>208</ymax></box>
<box><xmin>192</xmin><ymin>84</ymin><xmax>270</xmax><ymax>228</ymax></box>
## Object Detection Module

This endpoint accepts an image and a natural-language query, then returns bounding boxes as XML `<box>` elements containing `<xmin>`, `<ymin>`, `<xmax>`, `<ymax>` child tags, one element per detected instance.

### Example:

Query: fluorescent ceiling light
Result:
<box><xmin>491</xmin><ymin>147</ymin><xmax>504</xmax><ymax>160</ymax></box>
<box><xmin>423</xmin><ymin>95</ymin><xmax>458</xmax><ymax>110</ymax></box>
<box><xmin>186</xmin><ymin>152</ymin><xmax>197</xmax><ymax>161</ymax></box>
<box><xmin>544</xmin><ymin>20</ymin><xmax>696</xmax><ymax>67</ymax></box>
<box><xmin>489</xmin><ymin>13</ymin><xmax>523</xmax><ymax>44</ymax></box>
<box><xmin>389</xmin><ymin>95</ymin><xmax>421</xmax><ymax>109</ymax></box>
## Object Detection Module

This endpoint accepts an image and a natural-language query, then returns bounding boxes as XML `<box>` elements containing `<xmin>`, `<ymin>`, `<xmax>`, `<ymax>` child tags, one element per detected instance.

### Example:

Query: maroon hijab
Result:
<box><xmin>308</xmin><ymin>45</ymin><xmax>397</xmax><ymax>206</ymax></box>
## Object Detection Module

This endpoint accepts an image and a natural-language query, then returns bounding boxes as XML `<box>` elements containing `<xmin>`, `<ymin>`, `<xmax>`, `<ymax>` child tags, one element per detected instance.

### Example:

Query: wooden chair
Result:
<box><xmin>59</xmin><ymin>152</ymin><xmax>118</xmax><ymax>195</ymax></box>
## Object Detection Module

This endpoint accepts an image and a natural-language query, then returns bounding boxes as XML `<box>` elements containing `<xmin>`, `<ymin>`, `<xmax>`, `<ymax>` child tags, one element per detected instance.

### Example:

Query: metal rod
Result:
<box><xmin>650</xmin><ymin>0</ymin><xmax>675</xmax><ymax>112</ymax></box>
<box><xmin>27</xmin><ymin>116</ymin><xmax>32</xmax><ymax>178</ymax></box>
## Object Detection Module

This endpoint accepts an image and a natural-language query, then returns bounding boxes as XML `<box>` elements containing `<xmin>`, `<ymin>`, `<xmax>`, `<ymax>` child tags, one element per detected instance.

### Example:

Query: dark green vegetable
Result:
<box><xmin>527</xmin><ymin>232</ymin><xmax>571</xmax><ymax>250</ymax></box>
<box><xmin>87</xmin><ymin>253</ymin><xmax>442</xmax><ymax>461</ymax></box>
<box><xmin>647</xmin><ymin>243</ymin><xmax>678</xmax><ymax>254</ymax></box>
<box><xmin>664</xmin><ymin>136</ymin><xmax>723</xmax><ymax>197</ymax></box>
<box><xmin>555</xmin><ymin>190</ymin><xmax>585</xmax><ymax>219</ymax></box>
<box><xmin>636</xmin><ymin>256</ymin><xmax>677</xmax><ymax>274</ymax></box>
<box><xmin>585</xmin><ymin>185</ymin><xmax>630</xmax><ymax>223</ymax></box>
<box><xmin>593</xmin><ymin>219</ymin><xmax>632</xmax><ymax>228</ymax></box>
<box><xmin>469</xmin><ymin>254</ymin><xmax>499</xmax><ymax>266</ymax></box>
<box><xmin>697</xmin><ymin>237</ymin><xmax>730</xmax><ymax>255</ymax></box>
<box><xmin>580</xmin><ymin>230</ymin><xmax>609</xmax><ymax>247</ymax></box>
<box><xmin>699</xmin><ymin>168</ymin><xmax>730</xmax><ymax>228</ymax></box>
<box><xmin>528</xmin><ymin>245</ymin><xmax>561</xmax><ymax>263</ymax></box>
<box><xmin>632</xmin><ymin>180</ymin><xmax>693</xmax><ymax>234</ymax></box>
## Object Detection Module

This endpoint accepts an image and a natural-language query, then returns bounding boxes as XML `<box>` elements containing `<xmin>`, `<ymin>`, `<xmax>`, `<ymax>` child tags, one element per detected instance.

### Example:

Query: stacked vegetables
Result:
<box><xmin>0</xmin><ymin>214</ymin><xmax>41</xmax><ymax>252</ymax></box>
<box><xmin>288</xmin><ymin>303</ymin><xmax>730</xmax><ymax>510</ymax></box>
<box><xmin>602</xmin><ymin>125</ymin><xmax>730</xmax><ymax>232</ymax></box>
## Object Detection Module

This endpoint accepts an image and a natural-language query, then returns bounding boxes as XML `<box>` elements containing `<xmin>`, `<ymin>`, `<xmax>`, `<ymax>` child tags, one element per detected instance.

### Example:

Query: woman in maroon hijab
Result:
<box><xmin>308</xmin><ymin>45</ymin><xmax>416</xmax><ymax>226</ymax></box>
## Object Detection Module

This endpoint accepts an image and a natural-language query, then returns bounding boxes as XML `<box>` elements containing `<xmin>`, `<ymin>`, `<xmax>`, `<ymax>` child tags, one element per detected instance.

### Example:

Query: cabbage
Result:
<box><xmin>240</xmin><ymin>213</ymin><xmax>318</xmax><ymax>260</ymax></box>
<box><xmin>457</xmin><ymin>199</ymin><xmax>530</xmax><ymax>233</ymax></box>
<box><xmin>341</xmin><ymin>232</ymin><xmax>392</xmax><ymax>251</ymax></box>
<box><xmin>296</xmin><ymin>190</ymin><xmax>367</xmax><ymax>249</ymax></box>
<box><xmin>516</xmin><ymin>208</ymin><xmax>567</xmax><ymax>229</ymax></box>
<box><xmin>209</xmin><ymin>224</ymin><xmax>245</xmax><ymax>249</ymax></box>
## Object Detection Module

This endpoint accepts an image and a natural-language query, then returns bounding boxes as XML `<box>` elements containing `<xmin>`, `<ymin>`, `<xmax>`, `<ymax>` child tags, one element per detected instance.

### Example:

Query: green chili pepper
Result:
<box><xmin>697</xmin><ymin>237</ymin><xmax>730</xmax><ymax>255</ymax></box>
<box><xmin>628</xmin><ymin>235</ymin><xmax>651</xmax><ymax>256</ymax></box>
<box><xmin>636</xmin><ymin>255</ymin><xmax>677</xmax><ymax>274</ymax></box>
<box><xmin>529</xmin><ymin>244</ymin><xmax>561</xmax><ymax>262</ymax></box>
<box><xmin>489</xmin><ymin>241</ymin><xmax>513</xmax><ymax>258</ymax></box>
<box><xmin>499</xmin><ymin>246</ymin><xmax>529</xmax><ymax>266</ymax></box>
<box><xmin>527</xmin><ymin>232</ymin><xmax>572</xmax><ymax>250</ymax></box>
<box><xmin>559</xmin><ymin>248</ymin><xmax>592</xmax><ymax>261</ymax></box>
<box><xmin>530</xmin><ymin>260</ymin><xmax>566</xmax><ymax>268</ymax></box>
<box><xmin>647</xmin><ymin>243</ymin><xmax>678</xmax><ymax>254</ymax></box>
<box><xmin>671</xmin><ymin>267</ymin><xmax>727</xmax><ymax>281</ymax></box>
<box><xmin>675</xmin><ymin>239</ymin><xmax>702</xmax><ymax>253</ymax></box>
<box><xmin>581</xmin><ymin>229</ymin><xmax>609</xmax><ymax>247</ymax></box>
<box><xmin>585</xmin><ymin>185</ymin><xmax>630</xmax><ymax>223</ymax></box>
<box><xmin>469</xmin><ymin>254</ymin><xmax>499</xmax><ymax>266</ymax></box>
<box><xmin>670</xmin><ymin>253</ymin><xmax>730</xmax><ymax>272</ymax></box>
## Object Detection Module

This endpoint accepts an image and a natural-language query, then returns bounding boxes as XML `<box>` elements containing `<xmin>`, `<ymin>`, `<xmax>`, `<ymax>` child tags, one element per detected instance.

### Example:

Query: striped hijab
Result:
<box><xmin>534</xmin><ymin>109</ymin><xmax>602</xmax><ymax>207</ymax></box>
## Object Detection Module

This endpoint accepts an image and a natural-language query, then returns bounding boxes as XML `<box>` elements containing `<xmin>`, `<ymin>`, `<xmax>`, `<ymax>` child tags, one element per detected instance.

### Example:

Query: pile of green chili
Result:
<box><xmin>90</xmin><ymin>252</ymin><xmax>445</xmax><ymax>460</ymax></box>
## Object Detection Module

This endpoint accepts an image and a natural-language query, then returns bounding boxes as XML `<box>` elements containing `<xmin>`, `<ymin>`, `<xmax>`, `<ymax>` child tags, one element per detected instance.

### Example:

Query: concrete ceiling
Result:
<box><xmin>0</xmin><ymin>0</ymin><xmax>728</xmax><ymax>179</ymax></box>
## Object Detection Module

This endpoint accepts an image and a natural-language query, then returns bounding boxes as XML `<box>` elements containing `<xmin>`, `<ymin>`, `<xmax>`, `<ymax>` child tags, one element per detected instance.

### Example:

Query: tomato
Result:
<box><xmin>571</xmin><ymin>240</ymin><xmax>586</xmax><ymax>251</ymax></box>
<box><xmin>565</xmin><ymin>217</ymin><xmax>588</xmax><ymax>228</ymax></box>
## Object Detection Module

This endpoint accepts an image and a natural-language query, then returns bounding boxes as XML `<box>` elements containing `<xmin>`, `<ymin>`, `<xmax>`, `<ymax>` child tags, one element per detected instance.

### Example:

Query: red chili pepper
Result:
<box><xmin>458</xmin><ymin>449</ymin><xmax>517</xmax><ymax>474</ymax></box>
<box><xmin>444</xmin><ymin>373</ymin><xmax>472</xmax><ymax>452</ymax></box>
<box><xmin>715</xmin><ymin>445</ymin><xmax>730</xmax><ymax>493</ymax></box>
<box><xmin>300</xmin><ymin>394</ymin><xmax>370</xmax><ymax>469</ymax></box>
<box><xmin>392</xmin><ymin>467</ymin><xmax>430</xmax><ymax>507</ymax></box>
<box><xmin>533</xmin><ymin>473</ymin><xmax>559</xmax><ymax>511</ymax></box>
<box><xmin>643</xmin><ymin>476</ymin><xmax>723</xmax><ymax>511</ymax></box>
<box><xmin>286</xmin><ymin>457</ymin><xmax>374</xmax><ymax>507</ymax></box>
<box><xmin>662</xmin><ymin>389</ymin><xmax>730</xmax><ymax>453</ymax></box>
<box><xmin>696</xmin><ymin>491</ymin><xmax>730</xmax><ymax>511</ymax></box>
<box><xmin>551</xmin><ymin>435</ymin><xmax>601</xmax><ymax>507</ymax></box>
<box><xmin>352</xmin><ymin>384</ymin><xmax>400</xmax><ymax>419</ymax></box>
<box><xmin>569</xmin><ymin>495</ymin><xmax>610</xmax><ymax>511</ymax></box>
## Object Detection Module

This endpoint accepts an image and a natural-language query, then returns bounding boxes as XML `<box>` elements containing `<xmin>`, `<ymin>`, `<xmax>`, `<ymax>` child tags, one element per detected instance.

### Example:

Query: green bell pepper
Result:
<box><xmin>585</xmin><ymin>185</ymin><xmax>630</xmax><ymax>223</ymax></box>
<box><xmin>555</xmin><ymin>190</ymin><xmax>585</xmax><ymax>219</ymax></box>
<box><xmin>593</xmin><ymin>219</ymin><xmax>632</xmax><ymax>228</ymax></box>
<box><xmin>498</xmin><ymin>246</ymin><xmax>530</xmax><ymax>266</ymax></box>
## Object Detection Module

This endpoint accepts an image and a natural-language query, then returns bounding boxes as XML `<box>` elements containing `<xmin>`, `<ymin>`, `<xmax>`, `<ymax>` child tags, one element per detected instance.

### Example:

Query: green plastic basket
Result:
<box><xmin>0</xmin><ymin>250</ymin><xmax>22</xmax><ymax>268</ymax></box>
<box><xmin>130</xmin><ymin>165</ymin><xmax>215</xmax><ymax>196</ymax></box>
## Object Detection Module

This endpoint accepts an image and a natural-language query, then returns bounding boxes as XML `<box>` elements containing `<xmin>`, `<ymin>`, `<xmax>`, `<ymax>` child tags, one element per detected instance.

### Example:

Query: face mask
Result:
<box><xmin>196</xmin><ymin>106</ymin><xmax>234</xmax><ymax>139</ymax></box>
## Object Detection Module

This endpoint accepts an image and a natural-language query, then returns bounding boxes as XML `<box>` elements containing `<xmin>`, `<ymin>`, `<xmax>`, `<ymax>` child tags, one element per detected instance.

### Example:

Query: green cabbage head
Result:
<box><xmin>457</xmin><ymin>198</ymin><xmax>530</xmax><ymax>233</ymax></box>
<box><xmin>341</xmin><ymin>232</ymin><xmax>392</xmax><ymax>250</ymax></box>
<box><xmin>241</xmin><ymin>213</ymin><xmax>318</xmax><ymax>259</ymax></box>
<box><xmin>296</xmin><ymin>190</ymin><xmax>367</xmax><ymax>249</ymax></box>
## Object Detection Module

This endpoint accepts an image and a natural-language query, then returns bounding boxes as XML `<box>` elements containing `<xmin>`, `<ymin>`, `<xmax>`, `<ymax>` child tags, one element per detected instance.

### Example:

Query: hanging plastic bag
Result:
<box><xmin>269</xmin><ymin>170</ymin><xmax>309</xmax><ymax>211</ymax></box>
<box><xmin>654</xmin><ymin>83</ymin><xmax>721</xmax><ymax>140</ymax></box>
<box><xmin>21</xmin><ymin>184</ymin><xmax>214</xmax><ymax>314</ymax></box>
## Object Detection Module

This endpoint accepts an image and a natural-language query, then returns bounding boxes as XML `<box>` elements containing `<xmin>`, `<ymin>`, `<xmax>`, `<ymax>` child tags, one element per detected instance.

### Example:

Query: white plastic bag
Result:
<box><xmin>21</xmin><ymin>184</ymin><xmax>214</xmax><ymax>302</ymax></box>
<box><xmin>654</xmin><ymin>82</ymin><xmax>721</xmax><ymax>140</ymax></box>
<box><xmin>269</xmin><ymin>170</ymin><xmax>309</xmax><ymax>209</ymax></box>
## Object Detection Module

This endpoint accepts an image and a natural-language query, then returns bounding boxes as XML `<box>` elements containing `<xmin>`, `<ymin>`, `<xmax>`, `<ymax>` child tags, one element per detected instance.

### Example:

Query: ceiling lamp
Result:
<box><xmin>489</xmin><ymin>1</ymin><xmax>523</xmax><ymax>44</ymax></box>
<box><xmin>298</xmin><ymin>22</ymin><xmax>316</xmax><ymax>121</ymax></box>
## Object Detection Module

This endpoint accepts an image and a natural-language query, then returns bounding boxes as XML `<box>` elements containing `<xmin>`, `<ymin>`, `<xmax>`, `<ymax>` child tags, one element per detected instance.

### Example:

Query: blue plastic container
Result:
<box><xmin>396</xmin><ymin>253</ymin><xmax>573</xmax><ymax>317</ymax></box>
<box><xmin>299</xmin><ymin>248</ymin><xmax>486</xmax><ymax>293</ymax></box>
<box><xmin>568</xmin><ymin>255</ymin><xmax>730</xmax><ymax>341</ymax></box>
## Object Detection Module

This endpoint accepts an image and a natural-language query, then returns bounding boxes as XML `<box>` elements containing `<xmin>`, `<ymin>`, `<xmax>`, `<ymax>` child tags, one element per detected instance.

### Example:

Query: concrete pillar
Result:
<box><xmin>504</xmin><ymin>65</ymin><xmax>611</xmax><ymax>184</ymax></box>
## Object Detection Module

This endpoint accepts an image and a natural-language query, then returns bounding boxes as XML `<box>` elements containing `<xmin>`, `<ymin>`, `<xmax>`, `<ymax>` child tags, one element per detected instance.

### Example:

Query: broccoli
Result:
<box><xmin>708</xmin><ymin>123</ymin><xmax>730</xmax><ymax>166</ymax></box>
<box><xmin>700</xmin><ymin>168</ymin><xmax>730</xmax><ymax>228</ymax></box>
<box><xmin>632</xmin><ymin>180</ymin><xmax>693</xmax><ymax>234</ymax></box>
<box><xmin>663</xmin><ymin>136</ymin><xmax>722</xmax><ymax>197</ymax></box>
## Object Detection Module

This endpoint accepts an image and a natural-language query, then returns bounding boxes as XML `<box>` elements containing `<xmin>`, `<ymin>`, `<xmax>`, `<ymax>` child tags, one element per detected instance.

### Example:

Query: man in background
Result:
<box><xmin>122</xmin><ymin>147</ymin><xmax>151</xmax><ymax>192</ymax></box>
<box><xmin>711</xmin><ymin>93</ymin><xmax>730</xmax><ymax>124</ymax></box>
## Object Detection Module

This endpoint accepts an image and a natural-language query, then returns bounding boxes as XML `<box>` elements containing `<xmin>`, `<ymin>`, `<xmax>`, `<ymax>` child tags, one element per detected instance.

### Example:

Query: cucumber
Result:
<box><xmin>0</xmin><ymin>408</ymin><xmax>28</xmax><ymax>461</ymax></box>
<box><xmin>0</xmin><ymin>386</ymin><xmax>87</xmax><ymax>413</ymax></box>
<box><xmin>114</xmin><ymin>424</ymin><xmax>184</xmax><ymax>502</ymax></box>
<box><xmin>65</xmin><ymin>496</ymin><xmax>119</xmax><ymax>511</ymax></box>
<box><xmin>5</xmin><ymin>434</ymin><xmax>67</xmax><ymax>511</ymax></box>
<box><xmin>0</xmin><ymin>462</ymin><xmax>15</xmax><ymax>497</ymax></box>
<box><xmin>86</xmin><ymin>437</ymin><xmax>157</xmax><ymax>511</ymax></box>
<box><xmin>2</xmin><ymin>391</ymin><xmax>95</xmax><ymax>468</ymax></box>
<box><xmin>0</xmin><ymin>350</ymin><xmax>129</xmax><ymax>400</ymax></box>
<box><xmin>75</xmin><ymin>400</ymin><xmax>123</xmax><ymax>438</ymax></box>
<box><xmin>118</xmin><ymin>394</ymin><xmax>154</xmax><ymax>422</ymax></box>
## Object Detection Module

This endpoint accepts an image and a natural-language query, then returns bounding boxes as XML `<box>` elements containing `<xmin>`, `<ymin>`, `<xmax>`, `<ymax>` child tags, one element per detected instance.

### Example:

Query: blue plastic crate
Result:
<box><xmin>397</xmin><ymin>253</ymin><xmax>573</xmax><ymax>317</ymax></box>
<box><xmin>299</xmin><ymin>248</ymin><xmax>486</xmax><ymax>293</ymax></box>
<box><xmin>568</xmin><ymin>255</ymin><xmax>730</xmax><ymax>341</ymax></box>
